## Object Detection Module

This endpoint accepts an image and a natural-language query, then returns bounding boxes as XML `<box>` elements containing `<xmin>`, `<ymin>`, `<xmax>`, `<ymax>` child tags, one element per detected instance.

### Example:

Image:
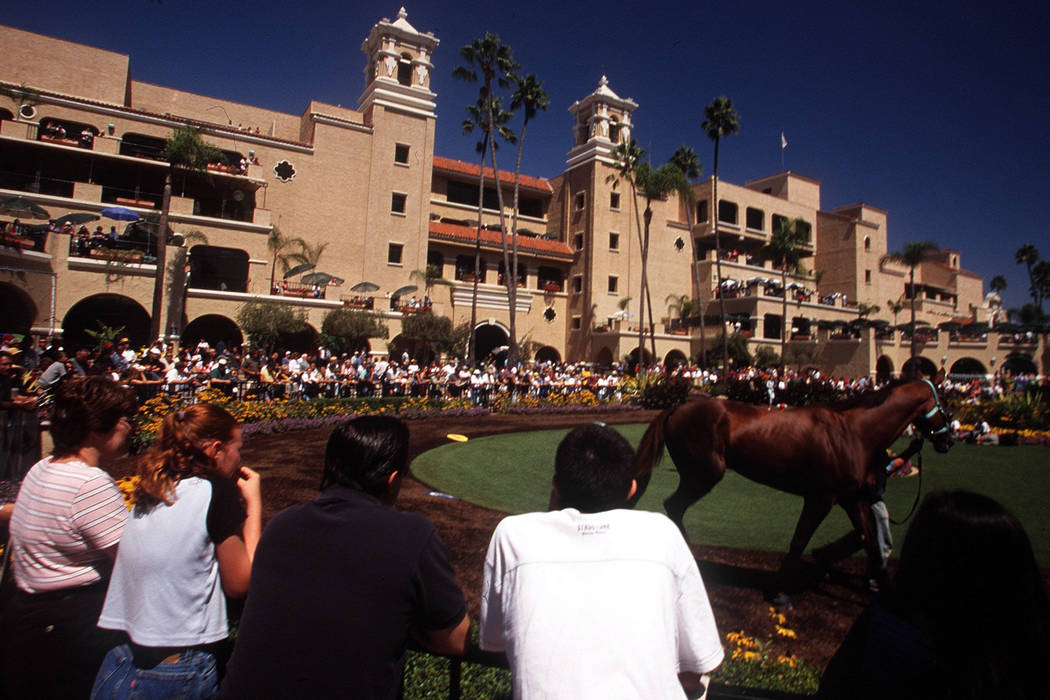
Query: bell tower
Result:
<box><xmin>565</xmin><ymin>76</ymin><xmax>638</xmax><ymax>169</ymax></box>
<box><xmin>358</xmin><ymin>7</ymin><xmax>439</xmax><ymax>120</ymax></box>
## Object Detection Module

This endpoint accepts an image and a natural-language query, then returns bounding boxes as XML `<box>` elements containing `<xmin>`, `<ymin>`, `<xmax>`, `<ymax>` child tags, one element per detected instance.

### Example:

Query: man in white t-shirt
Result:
<box><xmin>480</xmin><ymin>423</ymin><xmax>723</xmax><ymax>699</ymax></box>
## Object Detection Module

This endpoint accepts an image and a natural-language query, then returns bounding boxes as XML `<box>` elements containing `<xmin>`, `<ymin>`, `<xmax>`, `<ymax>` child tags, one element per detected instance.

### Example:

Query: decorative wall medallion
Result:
<box><xmin>674</xmin><ymin>236</ymin><xmax>685</xmax><ymax>251</ymax></box>
<box><xmin>274</xmin><ymin>160</ymin><xmax>296</xmax><ymax>182</ymax></box>
<box><xmin>543</xmin><ymin>307</ymin><xmax>557</xmax><ymax>323</ymax></box>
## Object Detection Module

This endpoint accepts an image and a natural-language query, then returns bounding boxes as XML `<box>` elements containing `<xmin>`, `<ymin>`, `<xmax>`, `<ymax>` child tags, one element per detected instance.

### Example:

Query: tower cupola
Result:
<box><xmin>566</xmin><ymin>76</ymin><xmax>638</xmax><ymax>168</ymax></box>
<box><xmin>359</xmin><ymin>7</ymin><xmax>439</xmax><ymax>119</ymax></box>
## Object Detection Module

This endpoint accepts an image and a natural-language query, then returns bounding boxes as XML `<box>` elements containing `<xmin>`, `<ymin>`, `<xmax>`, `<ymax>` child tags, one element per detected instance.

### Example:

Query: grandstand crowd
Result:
<box><xmin>2</xmin><ymin>333</ymin><xmax>1043</xmax><ymax>409</ymax></box>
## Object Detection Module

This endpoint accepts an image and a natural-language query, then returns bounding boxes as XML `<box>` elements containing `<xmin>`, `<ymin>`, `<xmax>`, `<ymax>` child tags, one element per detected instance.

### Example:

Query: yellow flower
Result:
<box><xmin>775</xmin><ymin>626</ymin><xmax>797</xmax><ymax>639</ymax></box>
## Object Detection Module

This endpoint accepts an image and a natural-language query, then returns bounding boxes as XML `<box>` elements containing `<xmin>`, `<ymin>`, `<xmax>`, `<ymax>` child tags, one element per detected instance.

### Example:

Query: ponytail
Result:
<box><xmin>135</xmin><ymin>403</ymin><xmax>238</xmax><ymax>508</ymax></box>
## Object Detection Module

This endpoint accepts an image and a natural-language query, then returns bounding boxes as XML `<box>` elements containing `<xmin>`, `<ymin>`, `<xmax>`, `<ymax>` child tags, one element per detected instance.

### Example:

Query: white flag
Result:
<box><xmin>780</xmin><ymin>132</ymin><xmax>788</xmax><ymax>150</ymax></box>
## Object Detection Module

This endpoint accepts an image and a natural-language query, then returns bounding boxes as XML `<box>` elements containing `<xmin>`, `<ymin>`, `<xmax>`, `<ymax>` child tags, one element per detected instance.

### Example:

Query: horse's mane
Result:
<box><xmin>815</xmin><ymin>378</ymin><xmax>911</xmax><ymax>412</ymax></box>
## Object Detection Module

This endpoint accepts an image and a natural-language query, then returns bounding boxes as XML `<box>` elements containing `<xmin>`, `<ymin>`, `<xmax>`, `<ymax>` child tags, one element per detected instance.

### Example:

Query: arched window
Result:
<box><xmin>864</xmin><ymin>236</ymin><xmax>871</xmax><ymax>251</ymax></box>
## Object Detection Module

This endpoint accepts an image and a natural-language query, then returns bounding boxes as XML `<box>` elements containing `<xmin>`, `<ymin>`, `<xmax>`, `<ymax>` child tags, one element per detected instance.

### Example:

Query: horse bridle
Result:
<box><xmin>917</xmin><ymin>378</ymin><xmax>952</xmax><ymax>439</ymax></box>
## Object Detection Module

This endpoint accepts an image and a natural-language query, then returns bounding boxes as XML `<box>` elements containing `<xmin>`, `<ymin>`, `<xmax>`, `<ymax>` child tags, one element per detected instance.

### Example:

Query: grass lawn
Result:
<box><xmin>412</xmin><ymin>424</ymin><xmax>1050</xmax><ymax>567</ymax></box>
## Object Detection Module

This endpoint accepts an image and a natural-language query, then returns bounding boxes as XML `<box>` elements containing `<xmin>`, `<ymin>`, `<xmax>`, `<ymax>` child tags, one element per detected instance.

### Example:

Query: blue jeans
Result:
<box><xmin>91</xmin><ymin>643</ymin><xmax>218</xmax><ymax>700</ymax></box>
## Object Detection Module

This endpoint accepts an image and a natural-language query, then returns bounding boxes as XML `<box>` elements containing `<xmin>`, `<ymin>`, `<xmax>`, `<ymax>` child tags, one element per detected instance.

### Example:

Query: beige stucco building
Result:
<box><xmin>0</xmin><ymin>11</ymin><xmax>1043</xmax><ymax>377</ymax></box>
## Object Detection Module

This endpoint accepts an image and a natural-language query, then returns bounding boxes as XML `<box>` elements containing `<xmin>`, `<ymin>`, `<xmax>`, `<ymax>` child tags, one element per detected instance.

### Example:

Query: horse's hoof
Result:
<box><xmin>770</xmin><ymin>593</ymin><xmax>793</xmax><ymax>610</ymax></box>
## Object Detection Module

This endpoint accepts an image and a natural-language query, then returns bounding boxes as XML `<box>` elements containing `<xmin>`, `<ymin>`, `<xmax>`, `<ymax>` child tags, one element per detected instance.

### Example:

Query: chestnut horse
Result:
<box><xmin>633</xmin><ymin>377</ymin><xmax>953</xmax><ymax>601</ymax></box>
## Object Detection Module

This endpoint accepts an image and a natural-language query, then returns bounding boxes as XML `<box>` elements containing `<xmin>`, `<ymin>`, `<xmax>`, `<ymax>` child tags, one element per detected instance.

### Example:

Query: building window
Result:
<box><xmin>571</xmin><ymin>316</ymin><xmax>582</xmax><ymax>330</ymax></box>
<box><xmin>573</xmin><ymin>233</ymin><xmax>584</xmax><ymax>251</ymax></box>
<box><xmin>674</xmin><ymin>236</ymin><xmax>685</xmax><ymax>251</ymax></box>
<box><xmin>388</xmin><ymin>243</ymin><xmax>404</xmax><ymax>265</ymax></box>
<box><xmin>746</xmin><ymin>207</ymin><xmax>764</xmax><ymax>231</ymax></box>
<box><xmin>608</xmin><ymin>232</ymin><xmax>620</xmax><ymax>250</ymax></box>
<box><xmin>772</xmin><ymin>214</ymin><xmax>787</xmax><ymax>233</ymax></box>
<box><xmin>610</xmin><ymin>192</ymin><xmax>620</xmax><ymax>210</ymax></box>
<box><xmin>696</xmin><ymin>200</ymin><xmax>709</xmax><ymax>223</ymax></box>
<box><xmin>865</xmin><ymin>269</ymin><xmax>871</xmax><ymax>284</ymax></box>
<box><xmin>394</xmin><ymin>143</ymin><xmax>410</xmax><ymax>164</ymax></box>
<box><xmin>574</xmin><ymin>192</ymin><xmax>586</xmax><ymax>211</ymax></box>
<box><xmin>607</xmin><ymin>276</ymin><xmax>618</xmax><ymax>294</ymax></box>
<box><xmin>863</xmin><ymin>235</ymin><xmax>871</xmax><ymax>251</ymax></box>
<box><xmin>718</xmin><ymin>200</ymin><xmax>738</xmax><ymax>225</ymax></box>
<box><xmin>796</xmin><ymin>220</ymin><xmax>812</xmax><ymax>242</ymax></box>
<box><xmin>572</xmin><ymin>275</ymin><xmax>583</xmax><ymax>294</ymax></box>
<box><xmin>391</xmin><ymin>192</ymin><xmax>407</xmax><ymax>214</ymax></box>
<box><xmin>397</xmin><ymin>54</ymin><xmax>413</xmax><ymax>86</ymax></box>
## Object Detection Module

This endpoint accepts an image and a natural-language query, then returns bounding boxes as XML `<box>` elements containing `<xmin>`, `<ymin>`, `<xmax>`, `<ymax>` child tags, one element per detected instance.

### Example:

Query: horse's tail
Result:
<box><xmin>630</xmin><ymin>407</ymin><xmax>675</xmax><ymax>505</ymax></box>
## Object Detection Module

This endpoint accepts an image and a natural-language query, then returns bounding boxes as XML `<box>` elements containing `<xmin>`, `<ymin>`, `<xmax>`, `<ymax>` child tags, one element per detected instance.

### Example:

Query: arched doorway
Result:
<box><xmin>1002</xmin><ymin>353</ymin><xmax>1037</xmax><ymax>376</ymax></box>
<box><xmin>0</xmin><ymin>283</ymin><xmax>37</xmax><ymax>336</ymax></box>
<box><xmin>624</xmin><ymin>346</ymin><xmax>654</xmax><ymax>370</ymax></box>
<box><xmin>474</xmin><ymin>322</ymin><xmax>509</xmax><ymax>365</ymax></box>
<box><xmin>901</xmin><ymin>356</ymin><xmax>938</xmax><ymax>379</ymax></box>
<box><xmin>593</xmin><ymin>346</ymin><xmax>614</xmax><ymax>367</ymax></box>
<box><xmin>62</xmin><ymin>294</ymin><xmax>150</xmax><ymax>349</ymax></box>
<box><xmin>948</xmin><ymin>357</ymin><xmax>987</xmax><ymax>378</ymax></box>
<box><xmin>279</xmin><ymin>324</ymin><xmax>318</xmax><ymax>355</ymax></box>
<box><xmin>182</xmin><ymin>315</ymin><xmax>243</xmax><ymax>351</ymax></box>
<box><xmin>664</xmin><ymin>349</ymin><xmax>688</xmax><ymax>368</ymax></box>
<box><xmin>533</xmin><ymin>346</ymin><xmax>560</xmax><ymax>364</ymax></box>
<box><xmin>876</xmin><ymin>355</ymin><xmax>894</xmax><ymax>383</ymax></box>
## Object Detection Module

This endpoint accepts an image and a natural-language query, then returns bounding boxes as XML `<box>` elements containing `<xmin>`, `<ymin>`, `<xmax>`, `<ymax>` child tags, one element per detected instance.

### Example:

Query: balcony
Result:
<box><xmin>1</xmin><ymin>125</ymin><xmax>266</xmax><ymax>227</ymax></box>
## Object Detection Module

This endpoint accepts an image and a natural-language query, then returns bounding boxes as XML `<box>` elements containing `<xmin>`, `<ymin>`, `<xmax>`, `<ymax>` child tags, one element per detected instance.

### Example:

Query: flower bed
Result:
<box><xmin>133</xmin><ymin>388</ymin><xmax>633</xmax><ymax>449</ymax></box>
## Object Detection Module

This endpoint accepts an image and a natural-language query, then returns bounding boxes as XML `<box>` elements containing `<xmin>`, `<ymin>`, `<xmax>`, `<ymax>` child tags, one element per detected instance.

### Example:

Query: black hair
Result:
<box><xmin>894</xmin><ymin>490</ymin><xmax>1050</xmax><ymax>699</ymax></box>
<box><xmin>50</xmin><ymin>376</ymin><xmax>137</xmax><ymax>458</ymax></box>
<box><xmin>554</xmin><ymin>423</ymin><xmax>635</xmax><ymax>512</ymax></box>
<box><xmin>320</xmin><ymin>415</ymin><xmax>409</xmax><ymax>498</ymax></box>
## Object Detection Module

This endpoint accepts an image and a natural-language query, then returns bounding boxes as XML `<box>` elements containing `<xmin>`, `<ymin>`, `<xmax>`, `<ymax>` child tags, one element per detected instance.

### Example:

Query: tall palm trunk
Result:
<box><xmin>486</xmin><ymin>103</ymin><xmax>516</xmax><ymax>365</ymax></box>
<box><xmin>629</xmin><ymin>183</ymin><xmax>647</xmax><ymax>368</ymax></box>
<box><xmin>150</xmin><ymin>172</ymin><xmax>172</xmax><ymax>341</ymax></box>
<box><xmin>509</xmin><ymin>118</ymin><xmax>530</xmax><ymax>366</ymax></box>
<box><xmin>686</xmin><ymin>202</ymin><xmax>707</xmax><ymax>367</ymax></box>
<box><xmin>468</xmin><ymin>137</ymin><xmax>488</xmax><ymax>367</ymax></box>
<box><xmin>909</xmin><ymin>268</ymin><xmax>917</xmax><ymax>358</ymax></box>
<box><xmin>780</xmin><ymin>258</ymin><xmax>788</xmax><ymax>365</ymax></box>
<box><xmin>642</xmin><ymin>206</ymin><xmax>656</xmax><ymax>362</ymax></box>
<box><xmin>711</xmin><ymin>139</ymin><xmax>729</xmax><ymax>373</ymax></box>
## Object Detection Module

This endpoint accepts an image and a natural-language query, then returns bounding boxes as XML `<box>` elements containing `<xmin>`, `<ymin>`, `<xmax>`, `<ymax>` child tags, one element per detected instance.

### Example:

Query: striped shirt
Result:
<box><xmin>10</xmin><ymin>457</ymin><xmax>128</xmax><ymax>593</ymax></box>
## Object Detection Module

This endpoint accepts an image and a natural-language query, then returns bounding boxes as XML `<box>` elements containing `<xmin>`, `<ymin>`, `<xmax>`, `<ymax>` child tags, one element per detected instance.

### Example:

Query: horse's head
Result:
<box><xmin>914</xmin><ymin>377</ymin><xmax>954</xmax><ymax>453</ymax></box>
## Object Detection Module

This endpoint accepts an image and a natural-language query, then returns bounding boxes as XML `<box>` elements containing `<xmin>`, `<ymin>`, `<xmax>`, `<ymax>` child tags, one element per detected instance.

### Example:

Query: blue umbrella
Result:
<box><xmin>100</xmin><ymin>206</ymin><xmax>141</xmax><ymax>222</ymax></box>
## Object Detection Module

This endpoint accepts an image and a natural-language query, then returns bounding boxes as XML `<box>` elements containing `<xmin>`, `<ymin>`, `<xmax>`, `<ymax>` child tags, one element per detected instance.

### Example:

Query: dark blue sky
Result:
<box><xmin>6</xmin><ymin>1</ymin><xmax>1048</xmax><ymax>312</ymax></box>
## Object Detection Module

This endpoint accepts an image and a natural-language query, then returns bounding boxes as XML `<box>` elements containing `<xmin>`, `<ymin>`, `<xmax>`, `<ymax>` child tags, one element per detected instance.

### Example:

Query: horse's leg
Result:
<box><xmin>773</xmin><ymin>494</ymin><xmax>835</xmax><ymax>607</ymax></box>
<box><xmin>662</xmin><ymin>411</ymin><xmax>727</xmax><ymax>536</ymax></box>
<box><xmin>840</xmin><ymin>497</ymin><xmax>887</xmax><ymax>591</ymax></box>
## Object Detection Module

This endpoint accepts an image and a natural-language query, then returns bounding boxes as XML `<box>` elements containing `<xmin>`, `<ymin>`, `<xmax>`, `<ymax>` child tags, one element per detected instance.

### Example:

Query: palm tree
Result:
<box><xmin>460</xmin><ymin>94</ymin><xmax>515</xmax><ymax>365</ymax></box>
<box><xmin>701</xmin><ymin>96</ymin><xmax>740</xmax><ymax>373</ymax></box>
<box><xmin>288</xmin><ymin>240</ymin><xmax>329</xmax><ymax>270</ymax></box>
<box><xmin>760</xmin><ymin>216</ymin><xmax>808</xmax><ymax>365</ymax></box>
<box><xmin>1032</xmin><ymin>260</ymin><xmax>1050</xmax><ymax>310</ymax></box>
<box><xmin>606</xmin><ymin>139</ymin><xmax>650</xmax><ymax>365</ymax></box>
<box><xmin>989</xmin><ymin>275</ymin><xmax>1007</xmax><ymax>294</ymax></box>
<box><xmin>669</xmin><ymin>145</ymin><xmax>706</xmax><ymax>365</ymax></box>
<box><xmin>635</xmin><ymin>162</ymin><xmax>687</xmax><ymax>359</ymax></box>
<box><xmin>665</xmin><ymin>294</ymin><xmax>700</xmax><ymax>331</ymax></box>
<box><xmin>1015</xmin><ymin>244</ymin><xmax>1039</xmax><ymax>305</ymax></box>
<box><xmin>267</xmin><ymin>226</ymin><xmax>306</xmax><ymax>293</ymax></box>
<box><xmin>152</xmin><ymin>126</ymin><xmax>224</xmax><ymax>340</ymax></box>
<box><xmin>881</xmin><ymin>240</ymin><xmax>938</xmax><ymax>357</ymax></box>
<box><xmin>887</xmin><ymin>297</ymin><xmax>905</xmax><ymax>325</ymax></box>
<box><xmin>507</xmin><ymin>73</ymin><xmax>549</xmax><ymax>365</ymax></box>
<box><xmin>454</xmin><ymin>33</ymin><xmax>520</xmax><ymax>365</ymax></box>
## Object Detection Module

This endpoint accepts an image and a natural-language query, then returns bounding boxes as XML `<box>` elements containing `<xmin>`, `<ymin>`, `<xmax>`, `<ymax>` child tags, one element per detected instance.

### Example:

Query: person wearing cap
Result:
<box><xmin>480</xmin><ymin>424</ymin><xmax>723</xmax><ymax>698</ymax></box>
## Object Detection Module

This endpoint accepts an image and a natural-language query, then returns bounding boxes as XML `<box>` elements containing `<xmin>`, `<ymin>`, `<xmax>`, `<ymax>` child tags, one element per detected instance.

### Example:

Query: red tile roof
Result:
<box><xmin>432</xmin><ymin>156</ymin><xmax>552</xmax><ymax>193</ymax></box>
<box><xmin>429</xmin><ymin>221</ymin><xmax>572</xmax><ymax>258</ymax></box>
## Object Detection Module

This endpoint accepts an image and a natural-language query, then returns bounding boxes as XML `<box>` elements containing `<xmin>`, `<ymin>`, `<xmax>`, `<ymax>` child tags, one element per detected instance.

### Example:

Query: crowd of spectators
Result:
<box><xmin>3</xmin><ymin>332</ymin><xmax>1046</xmax><ymax>413</ymax></box>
